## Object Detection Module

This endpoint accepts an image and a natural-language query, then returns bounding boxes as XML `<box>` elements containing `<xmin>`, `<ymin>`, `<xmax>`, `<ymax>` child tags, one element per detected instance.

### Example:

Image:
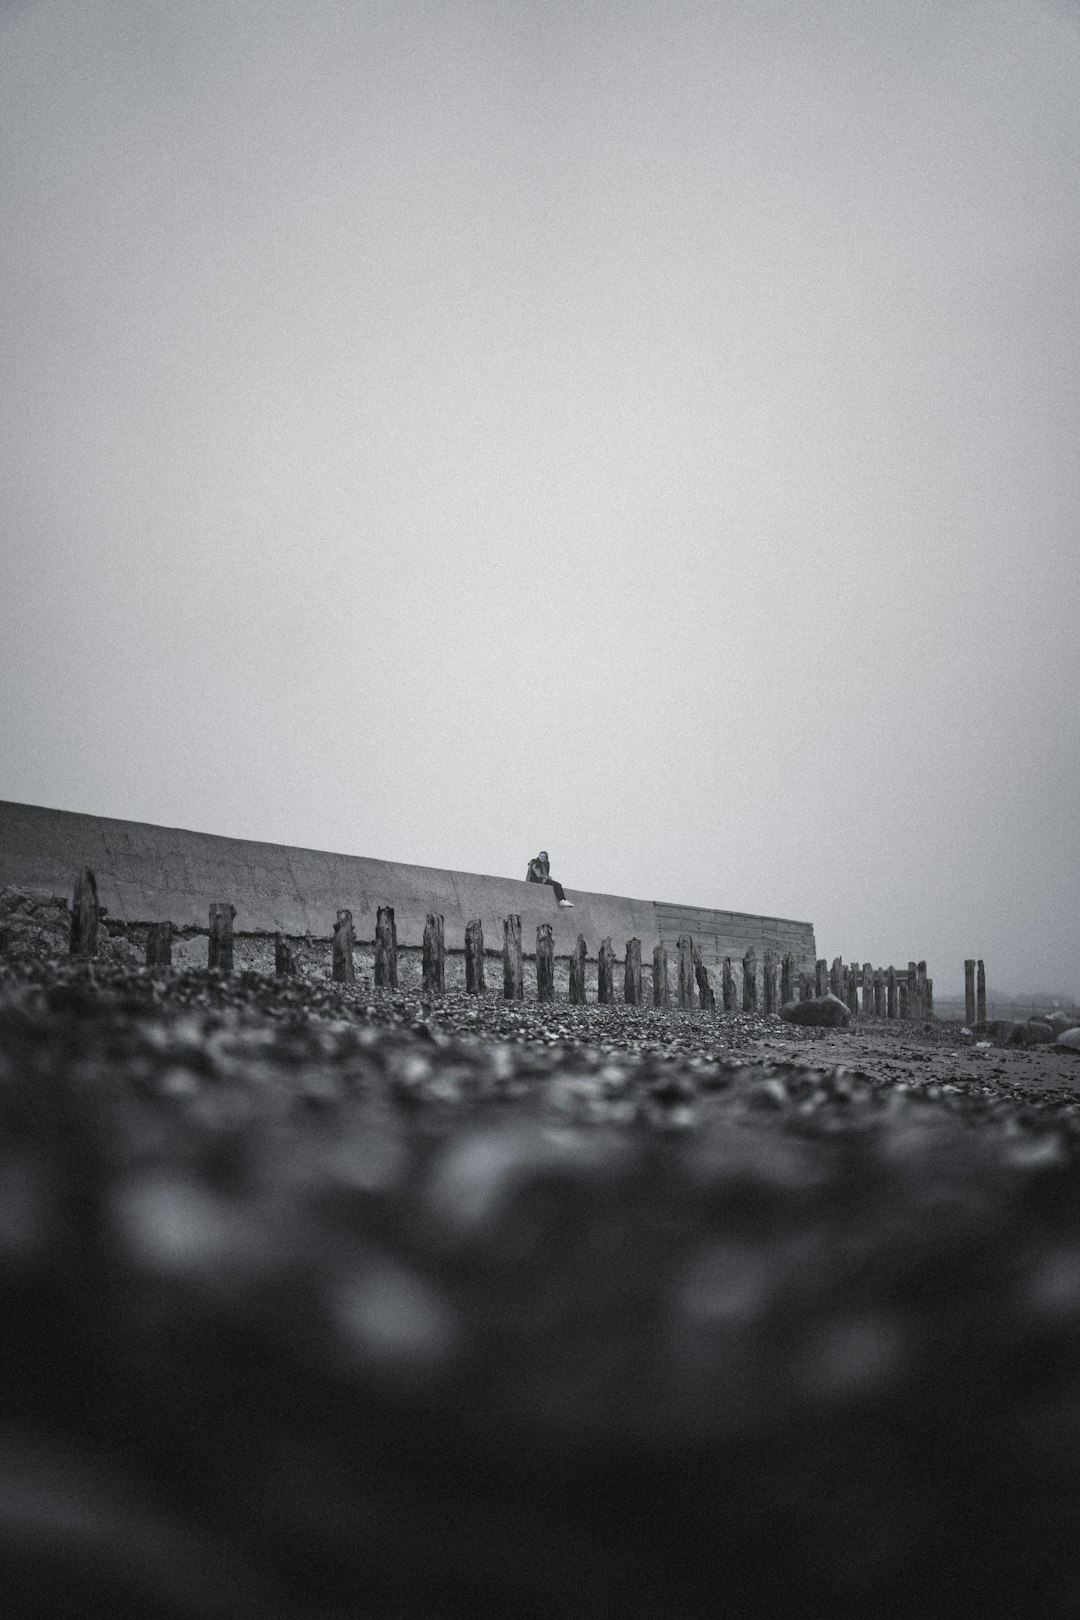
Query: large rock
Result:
<box><xmin>1048</xmin><ymin>1011</ymin><xmax>1080</xmax><ymax>1035</ymax></box>
<box><xmin>1055</xmin><ymin>1028</ymin><xmax>1080</xmax><ymax>1052</ymax></box>
<box><xmin>780</xmin><ymin>992</ymin><xmax>851</xmax><ymax>1028</ymax></box>
<box><xmin>1015</xmin><ymin>1020</ymin><xmax>1055</xmax><ymax>1046</ymax></box>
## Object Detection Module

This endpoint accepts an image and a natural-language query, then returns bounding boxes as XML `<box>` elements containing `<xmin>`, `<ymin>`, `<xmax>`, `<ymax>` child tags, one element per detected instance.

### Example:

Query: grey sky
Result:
<box><xmin>2</xmin><ymin>0</ymin><xmax>1079</xmax><ymax>995</ymax></box>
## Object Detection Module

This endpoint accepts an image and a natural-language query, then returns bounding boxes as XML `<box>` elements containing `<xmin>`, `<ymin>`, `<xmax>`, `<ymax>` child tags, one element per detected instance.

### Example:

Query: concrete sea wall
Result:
<box><xmin>0</xmin><ymin>801</ymin><xmax>816</xmax><ymax>970</ymax></box>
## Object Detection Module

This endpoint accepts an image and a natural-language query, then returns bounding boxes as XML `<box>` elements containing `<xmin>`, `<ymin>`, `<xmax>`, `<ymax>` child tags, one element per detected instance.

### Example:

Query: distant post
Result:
<box><xmin>887</xmin><ymin>966</ymin><xmax>897</xmax><ymax>1019</ymax></box>
<box><xmin>598</xmin><ymin>938</ymin><xmax>615</xmax><ymax>1005</ymax></box>
<box><xmin>624</xmin><ymin>938</ymin><xmax>642</xmax><ymax>1006</ymax></box>
<box><xmin>780</xmin><ymin>953</ymin><xmax>794</xmax><ymax>1007</ymax></box>
<box><xmin>925</xmin><ymin>977</ymin><xmax>934</xmax><ymax>1017</ymax></box>
<box><xmin>800</xmin><ymin>972</ymin><xmax>813</xmax><ymax>1002</ymax></box>
<box><xmin>652</xmin><ymin>943</ymin><xmax>669</xmax><ymax>1007</ymax></box>
<box><xmin>694</xmin><ymin>947</ymin><xmax>715</xmax><ymax>1011</ymax></box>
<box><xmin>899</xmin><ymin>981</ymin><xmax>909</xmax><ymax>1019</ymax></box>
<box><xmin>208</xmin><ymin>903</ymin><xmax>235</xmax><ymax>973</ymax></box>
<box><xmin>465</xmin><ymin>919</ymin><xmax>485</xmax><ymax>993</ymax></box>
<box><xmin>722</xmin><ymin>957</ymin><xmax>737</xmax><ymax>1012</ymax></box>
<box><xmin>916</xmin><ymin>960</ymin><xmax>927</xmax><ymax>1020</ymax></box>
<box><xmin>375</xmin><ymin>906</ymin><xmax>398</xmax><ymax>990</ymax></box>
<box><xmin>743</xmin><ymin>947</ymin><xmax>757</xmax><ymax>1013</ymax></box>
<box><xmin>874</xmin><ymin>968</ymin><xmax>884</xmax><ymax>1018</ymax></box>
<box><xmin>762</xmin><ymin>949</ymin><xmax>776</xmax><ymax>1015</ymax></box>
<box><xmin>423</xmin><ymin>912</ymin><xmax>445</xmax><ymax>996</ymax></box>
<box><xmin>976</xmin><ymin>959</ymin><xmax>986</xmax><ymax>1024</ymax></box>
<box><xmin>333</xmin><ymin>908</ymin><xmax>355</xmax><ymax>985</ymax></box>
<box><xmin>677</xmin><ymin>935</ymin><xmax>695</xmax><ymax>1011</ymax></box>
<box><xmin>846</xmin><ymin>964</ymin><xmax>859</xmax><ymax>1018</ymax></box>
<box><xmin>815</xmin><ymin>959</ymin><xmax>828</xmax><ymax>998</ymax></box>
<box><xmin>503</xmin><ymin>915</ymin><xmax>523</xmax><ymax>1001</ymax></box>
<box><xmin>964</xmin><ymin>959</ymin><xmax>976</xmax><ymax>1026</ymax></box>
<box><xmin>830</xmin><ymin>957</ymin><xmax>843</xmax><ymax>998</ymax></box>
<box><xmin>571</xmin><ymin>935</ymin><xmax>588</xmax><ymax>1004</ymax></box>
<box><xmin>862</xmin><ymin>962</ymin><xmax>874</xmax><ymax>1019</ymax></box>
<box><xmin>146</xmin><ymin>920</ymin><xmax>174</xmax><ymax>969</ymax></box>
<box><xmin>536</xmin><ymin>923</ymin><xmax>555</xmax><ymax>1002</ymax></box>
<box><xmin>273</xmin><ymin>931</ymin><xmax>295</xmax><ymax>977</ymax></box>
<box><xmin>905</xmin><ymin>961</ymin><xmax>917</xmax><ymax>1019</ymax></box>
<box><xmin>69</xmin><ymin>868</ymin><xmax>99</xmax><ymax>960</ymax></box>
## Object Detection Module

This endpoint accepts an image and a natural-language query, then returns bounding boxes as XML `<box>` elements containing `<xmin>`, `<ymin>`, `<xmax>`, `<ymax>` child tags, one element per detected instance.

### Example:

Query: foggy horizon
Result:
<box><xmin>3</xmin><ymin>0</ymin><xmax>1079</xmax><ymax>998</ymax></box>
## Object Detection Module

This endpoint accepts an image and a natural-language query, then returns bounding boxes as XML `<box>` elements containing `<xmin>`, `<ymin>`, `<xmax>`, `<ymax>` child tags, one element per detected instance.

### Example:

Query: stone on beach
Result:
<box><xmin>779</xmin><ymin>992</ymin><xmax>851</xmax><ymax>1028</ymax></box>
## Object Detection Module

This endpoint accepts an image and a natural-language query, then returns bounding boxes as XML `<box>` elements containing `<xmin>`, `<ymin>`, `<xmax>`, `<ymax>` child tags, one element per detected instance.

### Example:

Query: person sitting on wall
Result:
<box><xmin>526</xmin><ymin>851</ymin><xmax>574</xmax><ymax>908</ymax></box>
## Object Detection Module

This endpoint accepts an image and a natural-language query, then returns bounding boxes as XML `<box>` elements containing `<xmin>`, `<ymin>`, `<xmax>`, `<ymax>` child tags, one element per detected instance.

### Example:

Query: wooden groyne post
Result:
<box><xmin>273</xmin><ymin>931</ymin><xmax>295</xmax><ymax>976</ymax></box>
<box><xmin>146</xmin><ymin>920</ymin><xmax>174</xmax><ymax>969</ymax></box>
<box><xmin>375</xmin><ymin>906</ymin><xmax>398</xmax><ymax>990</ymax></box>
<box><xmin>694</xmin><ymin>947</ymin><xmax>715</xmax><ymax>1011</ymax></box>
<box><xmin>652</xmin><ymin>943</ymin><xmax>669</xmax><ymax>1007</ymax></box>
<box><xmin>887</xmin><ymin>966</ymin><xmax>897</xmax><ymax>1019</ymax></box>
<box><xmin>598</xmin><ymin>938</ymin><xmax>615</xmax><ymax>1005</ymax></box>
<box><xmin>780</xmin><ymin>953</ymin><xmax>794</xmax><ymax>1007</ymax></box>
<box><xmin>677</xmin><ymin>935</ymin><xmax>695</xmax><ymax>1011</ymax></box>
<box><xmin>571</xmin><ymin>935</ymin><xmax>587</xmax><ymax>1004</ymax></box>
<box><xmin>208</xmin><ymin>902</ymin><xmax>235</xmax><ymax>973</ymax></box>
<box><xmin>816</xmin><ymin>959</ymin><xmax>828</xmax><ymax>998</ymax></box>
<box><xmin>423</xmin><ymin>912</ymin><xmax>445</xmax><ymax>996</ymax></box>
<box><xmin>964</xmin><ymin>959</ymin><xmax>976</xmax><ymax>1026</ymax></box>
<box><xmin>333</xmin><ymin>908</ymin><xmax>355</xmax><ymax>985</ymax></box>
<box><xmin>976</xmin><ymin>959</ymin><xmax>986</xmax><ymax>1024</ymax></box>
<box><xmin>69</xmin><ymin>868</ymin><xmax>99</xmax><ymax>959</ymax></box>
<box><xmin>743</xmin><ymin>947</ymin><xmax>757</xmax><ymax>1013</ymax></box>
<box><xmin>536</xmin><ymin>923</ymin><xmax>554</xmax><ymax>1002</ymax></box>
<box><xmin>464</xmin><ymin>919</ymin><xmax>485</xmax><ymax>994</ymax></box>
<box><xmin>762</xmin><ymin>949</ymin><xmax>776</xmax><ymax>1015</ymax></box>
<box><xmin>862</xmin><ymin>962</ymin><xmax>873</xmax><ymax>1018</ymax></box>
<box><xmin>722</xmin><ymin>957</ymin><xmax>737</xmax><ymax>1012</ymax></box>
<box><xmin>503</xmin><ymin>915</ymin><xmax>523</xmax><ymax>1001</ymax></box>
<box><xmin>624</xmin><ymin>938</ymin><xmax>642</xmax><ymax>1006</ymax></box>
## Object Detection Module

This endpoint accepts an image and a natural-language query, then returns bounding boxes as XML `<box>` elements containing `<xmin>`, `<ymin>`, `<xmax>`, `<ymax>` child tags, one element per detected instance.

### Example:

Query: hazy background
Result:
<box><xmin>2</xmin><ymin>0</ymin><xmax>1078</xmax><ymax>996</ymax></box>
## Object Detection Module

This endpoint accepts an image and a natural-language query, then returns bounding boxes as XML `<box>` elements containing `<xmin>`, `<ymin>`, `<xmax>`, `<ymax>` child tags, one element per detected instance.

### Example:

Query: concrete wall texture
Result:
<box><xmin>0</xmin><ymin>800</ymin><xmax>816</xmax><ymax>969</ymax></box>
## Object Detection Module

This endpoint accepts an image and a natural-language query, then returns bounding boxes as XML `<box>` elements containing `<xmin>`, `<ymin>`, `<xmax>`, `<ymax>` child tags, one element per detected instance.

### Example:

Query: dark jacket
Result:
<box><xmin>526</xmin><ymin>854</ymin><xmax>550</xmax><ymax>884</ymax></box>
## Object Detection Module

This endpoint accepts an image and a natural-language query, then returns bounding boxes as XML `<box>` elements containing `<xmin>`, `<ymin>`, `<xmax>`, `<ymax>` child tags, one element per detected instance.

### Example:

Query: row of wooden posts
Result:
<box><xmin>67</xmin><ymin>868</ymin><xmax>940</xmax><ymax>1019</ymax></box>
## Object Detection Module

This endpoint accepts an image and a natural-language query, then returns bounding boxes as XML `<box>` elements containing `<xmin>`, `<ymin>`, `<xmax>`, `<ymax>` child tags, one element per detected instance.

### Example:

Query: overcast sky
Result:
<box><xmin>3</xmin><ymin>0</ymin><xmax>1079</xmax><ymax>995</ymax></box>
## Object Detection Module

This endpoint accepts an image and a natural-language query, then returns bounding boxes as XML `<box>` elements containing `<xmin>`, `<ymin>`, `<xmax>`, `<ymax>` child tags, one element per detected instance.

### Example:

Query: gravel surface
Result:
<box><xmin>3</xmin><ymin>957</ymin><xmax>1080</xmax><ymax>1617</ymax></box>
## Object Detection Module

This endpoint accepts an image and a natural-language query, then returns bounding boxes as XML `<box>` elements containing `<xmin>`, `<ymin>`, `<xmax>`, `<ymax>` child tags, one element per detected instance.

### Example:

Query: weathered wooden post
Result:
<box><xmin>598</xmin><ymin>938</ymin><xmax>615</xmax><ymax>1005</ymax></box>
<box><xmin>976</xmin><ymin>959</ymin><xmax>986</xmax><ymax>1024</ymax></box>
<box><xmin>925</xmin><ymin>977</ymin><xmax>934</xmax><ymax>1017</ymax></box>
<box><xmin>815</xmin><ymin>959</ymin><xmax>828</xmax><ymax>998</ymax></box>
<box><xmin>743</xmin><ymin>947</ymin><xmax>758</xmax><ymax>1013</ymax></box>
<box><xmin>916</xmin><ymin>960</ymin><xmax>927</xmax><ymax>1020</ymax></box>
<box><xmin>652</xmin><ymin>943</ymin><xmax>669</xmax><ymax>1007</ymax></box>
<box><xmin>874</xmin><ymin>968</ymin><xmax>885</xmax><ymax>1018</ymax></box>
<box><xmin>762</xmin><ymin>949</ymin><xmax>776</xmax><ymax>1015</ymax></box>
<box><xmin>693</xmin><ymin>947</ymin><xmax>715</xmax><ymax>1011</ymax></box>
<box><xmin>624</xmin><ymin>938</ymin><xmax>642</xmax><ymax>1006</ymax></box>
<box><xmin>830</xmin><ymin>957</ymin><xmax>843</xmax><ymax>998</ymax></box>
<box><xmin>722</xmin><ymin>957</ymin><xmax>738</xmax><ymax>1012</ymax></box>
<box><xmin>862</xmin><ymin>962</ymin><xmax>874</xmax><ymax>1018</ymax></box>
<box><xmin>899</xmin><ymin>982</ymin><xmax>909</xmax><ymax>1019</ymax></box>
<box><xmin>536</xmin><ymin>923</ymin><xmax>555</xmax><ymax>1002</ymax></box>
<box><xmin>780</xmin><ymin>953</ymin><xmax>794</xmax><ymax>1007</ymax></box>
<box><xmin>375</xmin><ymin>906</ymin><xmax>398</xmax><ymax>990</ymax></box>
<box><xmin>333</xmin><ymin>908</ymin><xmax>356</xmax><ymax>984</ymax></box>
<box><xmin>208</xmin><ymin>902</ymin><xmax>235</xmax><ymax>972</ymax></box>
<box><xmin>846</xmin><ymin>964</ymin><xmax>859</xmax><ymax>1018</ymax></box>
<box><xmin>69</xmin><ymin>867</ymin><xmax>99</xmax><ymax>959</ymax></box>
<box><xmin>677</xmin><ymin>935</ymin><xmax>695</xmax><ymax>1011</ymax></box>
<box><xmin>799</xmin><ymin>972</ymin><xmax>813</xmax><ymax>1001</ymax></box>
<box><xmin>964</xmin><ymin>959</ymin><xmax>976</xmax><ymax>1026</ymax></box>
<box><xmin>503</xmin><ymin>915</ymin><xmax>523</xmax><ymax>1001</ymax></box>
<box><xmin>423</xmin><ymin>912</ymin><xmax>445</xmax><ymax>996</ymax></box>
<box><xmin>273</xmin><ymin>931</ymin><xmax>295</xmax><ymax>976</ymax></box>
<box><xmin>465</xmin><ymin>919</ymin><xmax>485</xmax><ymax>994</ymax></box>
<box><xmin>571</xmin><ymin>935</ymin><xmax>588</xmax><ymax>1004</ymax></box>
<box><xmin>146</xmin><ymin>920</ymin><xmax>173</xmax><ymax>968</ymax></box>
<box><xmin>887</xmin><ymin>966</ymin><xmax>897</xmax><ymax>1019</ymax></box>
<box><xmin>904</xmin><ymin>961</ymin><xmax>917</xmax><ymax>1019</ymax></box>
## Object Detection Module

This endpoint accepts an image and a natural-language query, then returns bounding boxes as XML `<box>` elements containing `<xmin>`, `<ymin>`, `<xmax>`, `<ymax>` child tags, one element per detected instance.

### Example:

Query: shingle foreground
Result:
<box><xmin>2</xmin><ymin>961</ymin><xmax>1080</xmax><ymax>1618</ymax></box>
